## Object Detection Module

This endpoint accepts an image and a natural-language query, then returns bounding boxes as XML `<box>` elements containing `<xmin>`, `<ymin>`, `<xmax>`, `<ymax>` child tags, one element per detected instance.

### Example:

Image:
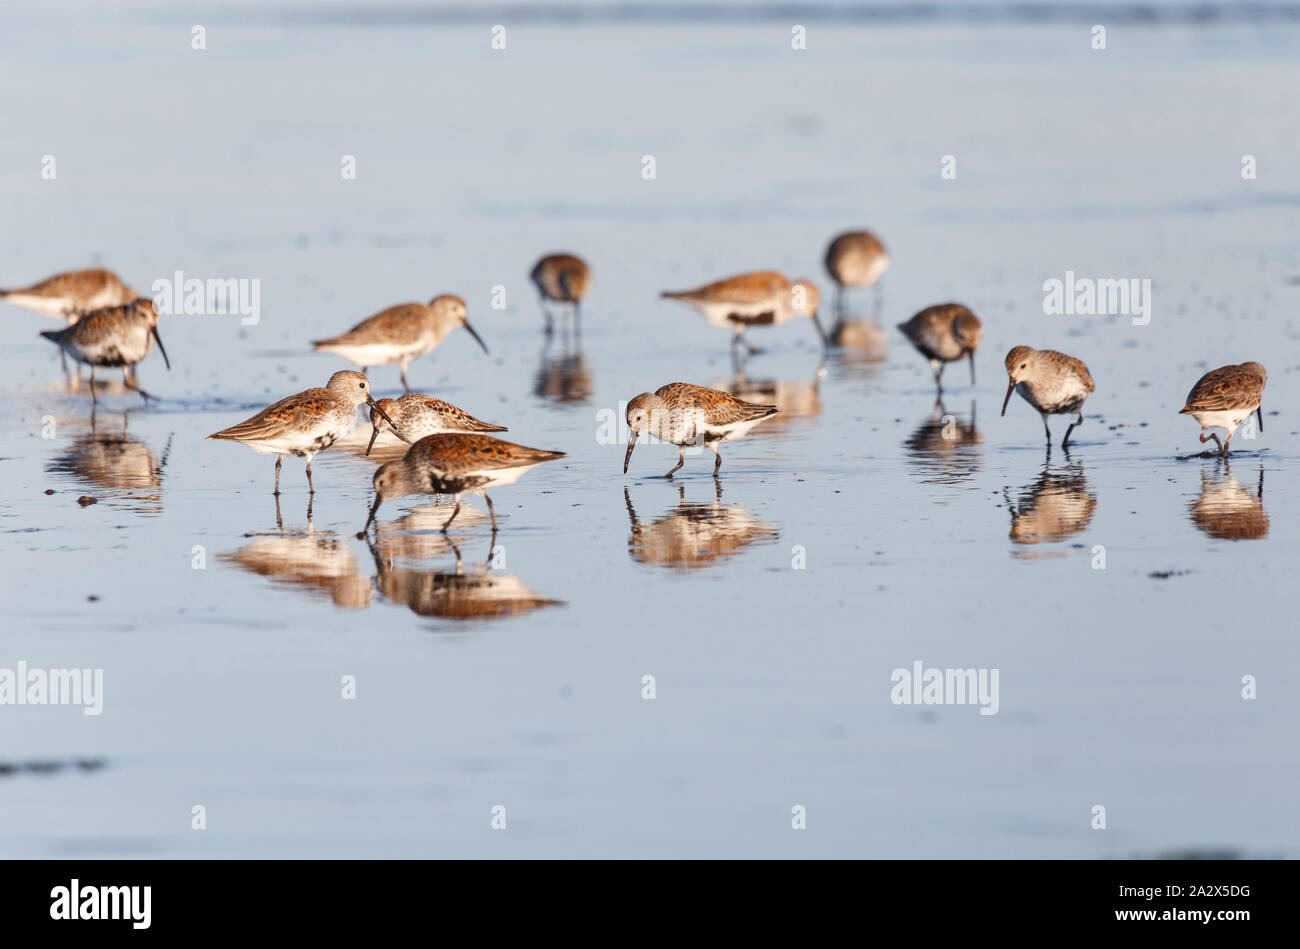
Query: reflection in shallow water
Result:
<box><xmin>219</xmin><ymin>499</ymin><xmax>374</xmax><ymax>609</ymax></box>
<box><xmin>1190</xmin><ymin>464</ymin><xmax>1267</xmax><ymax>541</ymax></box>
<box><xmin>904</xmin><ymin>399</ymin><xmax>983</xmax><ymax>486</ymax></box>
<box><xmin>369</xmin><ymin>506</ymin><xmax>563</xmax><ymax>620</ymax></box>
<box><xmin>712</xmin><ymin>363</ymin><xmax>823</xmax><ymax>434</ymax></box>
<box><xmin>1004</xmin><ymin>461</ymin><xmax>1096</xmax><ymax>558</ymax></box>
<box><xmin>44</xmin><ymin>410</ymin><xmax>170</xmax><ymax>514</ymax></box>
<box><xmin>830</xmin><ymin>317</ymin><xmax>888</xmax><ymax>354</ymax></box>
<box><xmin>534</xmin><ymin>336</ymin><xmax>593</xmax><ymax>404</ymax></box>
<box><xmin>625</xmin><ymin>483</ymin><xmax>779</xmax><ymax>570</ymax></box>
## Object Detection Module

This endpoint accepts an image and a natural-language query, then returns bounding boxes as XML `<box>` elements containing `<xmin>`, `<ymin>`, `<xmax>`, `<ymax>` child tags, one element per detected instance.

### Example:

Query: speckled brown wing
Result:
<box><xmin>1043</xmin><ymin>350</ymin><xmax>1095</xmax><ymax>393</ymax></box>
<box><xmin>315</xmin><ymin>303</ymin><xmax>428</xmax><ymax>347</ymax></box>
<box><xmin>1181</xmin><ymin>364</ymin><xmax>1265</xmax><ymax>413</ymax></box>
<box><xmin>656</xmin><ymin>383</ymin><xmax>776</xmax><ymax>425</ymax></box>
<box><xmin>409</xmin><ymin>395</ymin><xmax>507</xmax><ymax>432</ymax></box>
<box><xmin>7</xmin><ymin>268</ymin><xmax>119</xmax><ymax>299</ymax></box>
<box><xmin>663</xmin><ymin>271</ymin><xmax>788</xmax><ymax>304</ymax></box>
<box><xmin>44</xmin><ymin>306</ymin><xmax>118</xmax><ymax>346</ymax></box>
<box><xmin>409</xmin><ymin>433</ymin><xmax>565</xmax><ymax>475</ymax></box>
<box><xmin>209</xmin><ymin>388</ymin><xmax>333</xmax><ymax>440</ymax></box>
<box><xmin>898</xmin><ymin>304</ymin><xmax>968</xmax><ymax>358</ymax></box>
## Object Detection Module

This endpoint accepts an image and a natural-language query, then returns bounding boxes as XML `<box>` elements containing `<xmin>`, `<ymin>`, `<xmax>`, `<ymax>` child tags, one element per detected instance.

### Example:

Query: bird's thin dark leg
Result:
<box><xmin>1041</xmin><ymin>413</ymin><xmax>1051</xmax><ymax>444</ymax></box>
<box><xmin>484</xmin><ymin>493</ymin><xmax>497</xmax><ymax>532</ymax></box>
<box><xmin>1221</xmin><ymin>431</ymin><xmax>1233</xmax><ymax>458</ymax></box>
<box><xmin>89</xmin><ymin>366</ymin><xmax>98</xmax><ymax>405</ymax></box>
<box><xmin>711</xmin><ymin>444</ymin><xmax>722</xmax><ymax>474</ymax></box>
<box><xmin>305</xmin><ymin>458</ymin><xmax>315</xmax><ymax>494</ymax></box>
<box><xmin>400</xmin><ymin>363</ymin><xmax>410</xmax><ymax>392</ymax></box>
<box><xmin>122</xmin><ymin>367</ymin><xmax>151</xmax><ymax>401</ymax></box>
<box><xmin>1062</xmin><ymin>413</ymin><xmax>1082</xmax><ymax>448</ymax></box>
<box><xmin>441</xmin><ymin>500</ymin><xmax>461</xmax><ymax>533</ymax></box>
<box><xmin>663</xmin><ymin>448</ymin><xmax>686</xmax><ymax>479</ymax></box>
<box><xmin>1200</xmin><ymin>431</ymin><xmax>1223</xmax><ymax>456</ymax></box>
<box><xmin>274</xmin><ymin>456</ymin><xmax>282</xmax><ymax>495</ymax></box>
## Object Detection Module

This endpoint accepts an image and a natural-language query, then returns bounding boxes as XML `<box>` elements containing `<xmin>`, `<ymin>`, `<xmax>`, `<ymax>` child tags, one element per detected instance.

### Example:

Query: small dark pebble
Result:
<box><xmin>44</xmin><ymin>489</ymin><xmax>55</xmax><ymax>495</ymax></box>
<box><xmin>87</xmin><ymin>595</ymin><xmax>100</xmax><ymax>602</ymax></box>
<box><xmin>77</xmin><ymin>496</ymin><xmax>97</xmax><ymax>506</ymax></box>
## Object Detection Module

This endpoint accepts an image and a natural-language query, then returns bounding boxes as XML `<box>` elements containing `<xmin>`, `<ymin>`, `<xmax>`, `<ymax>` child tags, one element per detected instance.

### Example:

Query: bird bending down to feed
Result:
<box><xmin>623</xmin><ymin>382</ymin><xmax>777</xmax><ymax>478</ymax></box>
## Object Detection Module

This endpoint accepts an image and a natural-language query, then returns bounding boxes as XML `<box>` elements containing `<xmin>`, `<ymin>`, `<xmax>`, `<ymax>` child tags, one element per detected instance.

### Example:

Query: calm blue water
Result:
<box><xmin>0</xmin><ymin>4</ymin><xmax>1297</xmax><ymax>857</ymax></box>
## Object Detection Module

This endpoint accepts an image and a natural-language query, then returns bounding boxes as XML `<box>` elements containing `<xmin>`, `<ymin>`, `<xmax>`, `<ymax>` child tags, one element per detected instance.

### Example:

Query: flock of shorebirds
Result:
<box><xmin>2</xmin><ymin>230</ymin><xmax>1270</xmax><ymax>540</ymax></box>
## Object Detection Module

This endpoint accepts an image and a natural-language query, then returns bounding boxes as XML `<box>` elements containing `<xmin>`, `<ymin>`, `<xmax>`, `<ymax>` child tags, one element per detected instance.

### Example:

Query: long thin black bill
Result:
<box><xmin>151</xmin><ymin>326</ymin><xmax>171</xmax><ymax>370</ymax></box>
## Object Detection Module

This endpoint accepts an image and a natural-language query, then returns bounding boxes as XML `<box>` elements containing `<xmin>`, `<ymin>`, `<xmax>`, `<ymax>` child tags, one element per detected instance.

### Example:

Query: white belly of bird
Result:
<box><xmin>1192</xmin><ymin>408</ymin><xmax>1253</xmax><ymax>433</ymax></box>
<box><xmin>696</xmin><ymin>298</ymin><xmax>787</xmax><ymax>329</ymax></box>
<box><xmin>320</xmin><ymin>340</ymin><xmax>427</xmax><ymax>367</ymax></box>
<box><xmin>245</xmin><ymin>413</ymin><xmax>356</xmax><ymax>455</ymax></box>
<box><xmin>1019</xmin><ymin>380</ymin><xmax>1087</xmax><ymax>415</ymax></box>
<box><xmin>4</xmin><ymin>293</ymin><xmax>75</xmax><ymax>318</ymax></box>
<box><xmin>69</xmin><ymin>324</ymin><xmax>154</xmax><ymax>366</ymax></box>
<box><xmin>459</xmin><ymin>464</ymin><xmax>541</xmax><ymax>491</ymax></box>
<box><xmin>709</xmin><ymin>418</ymin><xmax>765</xmax><ymax>443</ymax></box>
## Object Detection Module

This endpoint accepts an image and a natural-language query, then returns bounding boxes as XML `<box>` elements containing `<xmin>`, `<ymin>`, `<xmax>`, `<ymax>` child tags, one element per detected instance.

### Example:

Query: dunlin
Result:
<box><xmin>360</xmin><ymin>433</ymin><xmax>566</xmax><ymax>536</ymax></box>
<box><xmin>1179</xmin><ymin>362</ymin><xmax>1266</xmax><ymax>458</ymax></box>
<box><xmin>530</xmin><ymin>254</ymin><xmax>590</xmax><ymax>335</ymax></box>
<box><xmin>1</xmin><ymin>268</ymin><xmax>137</xmax><ymax>320</ymax></box>
<box><xmin>208</xmin><ymin>370</ymin><xmax>393</xmax><ymax>494</ymax></box>
<box><xmin>623</xmin><ymin>382</ymin><xmax>777</xmax><ymax>478</ymax></box>
<box><xmin>312</xmin><ymin>294</ymin><xmax>486</xmax><ymax>391</ymax></box>
<box><xmin>1001</xmin><ymin>346</ymin><xmax>1095</xmax><ymax>448</ymax></box>
<box><xmin>366</xmin><ymin>392</ymin><xmax>507</xmax><ymax>455</ymax></box>
<box><xmin>39</xmin><ymin>299</ymin><xmax>170</xmax><ymax>402</ymax></box>
<box><xmin>898</xmin><ymin>303</ymin><xmax>983</xmax><ymax>390</ymax></box>
<box><xmin>660</xmin><ymin>271</ymin><xmax>825</xmax><ymax>354</ymax></box>
<box><xmin>824</xmin><ymin>231</ymin><xmax>889</xmax><ymax>314</ymax></box>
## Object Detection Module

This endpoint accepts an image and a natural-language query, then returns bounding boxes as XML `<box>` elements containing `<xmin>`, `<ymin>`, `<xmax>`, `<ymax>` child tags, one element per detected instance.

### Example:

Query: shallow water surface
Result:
<box><xmin>1</xmin><ymin>5</ymin><xmax>1298</xmax><ymax>858</ymax></box>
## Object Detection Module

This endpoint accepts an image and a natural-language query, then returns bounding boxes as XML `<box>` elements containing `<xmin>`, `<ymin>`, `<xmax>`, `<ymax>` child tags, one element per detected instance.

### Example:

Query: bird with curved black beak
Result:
<box><xmin>358</xmin><ymin>433</ymin><xmax>565</xmax><ymax>538</ymax></box>
<box><xmin>364</xmin><ymin>393</ymin><xmax>507</xmax><ymax>456</ymax></box>
<box><xmin>312</xmin><ymin>294</ymin><xmax>487</xmax><ymax>391</ymax></box>
<box><xmin>39</xmin><ymin>297</ymin><xmax>170</xmax><ymax>403</ymax></box>
<box><xmin>208</xmin><ymin>370</ymin><xmax>394</xmax><ymax>494</ymax></box>
<box><xmin>1001</xmin><ymin>346</ymin><xmax>1095</xmax><ymax>448</ymax></box>
<box><xmin>660</xmin><ymin>271</ymin><xmax>825</xmax><ymax>356</ymax></box>
<box><xmin>624</xmin><ymin>383</ymin><xmax>777</xmax><ymax>478</ymax></box>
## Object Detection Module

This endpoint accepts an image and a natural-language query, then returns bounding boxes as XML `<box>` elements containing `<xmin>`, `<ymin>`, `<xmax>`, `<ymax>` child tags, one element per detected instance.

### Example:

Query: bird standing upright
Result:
<box><xmin>313</xmin><ymin>294</ymin><xmax>486</xmax><ymax>391</ymax></box>
<box><xmin>208</xmin><ymin>370</ymin><xmax>393</xmax><ymax>494</ymax></box>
